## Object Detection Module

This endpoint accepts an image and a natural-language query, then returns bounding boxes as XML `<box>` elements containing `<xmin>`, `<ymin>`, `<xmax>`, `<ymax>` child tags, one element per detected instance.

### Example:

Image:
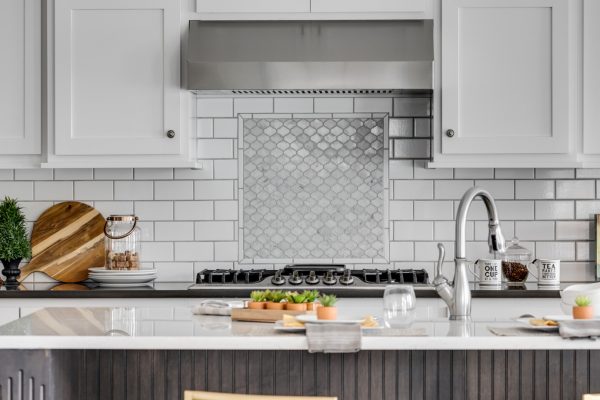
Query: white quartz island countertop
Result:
<box><xmin>0</xmin><ymin>298</ymin><xmax>597</xmax><ymax>351</ymax></box>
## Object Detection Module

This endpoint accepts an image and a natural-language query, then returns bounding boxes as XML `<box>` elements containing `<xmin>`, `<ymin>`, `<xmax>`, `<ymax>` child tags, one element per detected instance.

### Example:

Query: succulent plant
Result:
<box><xmin>286</xmin><ymin>291</ymin><xmax>307</xmax><ymax>304</ymax></box>
<box><xmin>250</xmin><ymin>290</ymin><xmax>267</xmax><ymax>302</ymax></box>
<box><xmin>302</xmin><ymin>289</ymin><xmax>320</xmax><ymax>303</ymax></box>
<box><xmin>318</xmin><ymin>294</ymin><xmax>338</xmax><ymax>307</ymax></box>
<box><xmin>575</xmin><ymin>295</ymin><xmax>592</xmax><ymax>307</ymax></box>
<box><xmin>268</xmin><ymin>290</ymin><xmax>287</xmax><ymax>303</ymax></box>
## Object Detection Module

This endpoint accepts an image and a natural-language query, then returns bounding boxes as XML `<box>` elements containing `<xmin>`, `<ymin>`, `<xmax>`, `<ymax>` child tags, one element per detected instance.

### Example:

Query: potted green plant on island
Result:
<box><xmin>248</xmin><ymin>290</ymin><xmax>268</xmax><ymax>309</ymax></box>
<box><xmin>303</xmin><ymin>289</ymin><xmax>320</xmax><ymax>311</ymax></box>
<box><xmin>317</xmin><ymin>294</ymin><xmax>338</xmax><ymax>320</ymax></box>
<box><xmin>0</xmin><ymin>197</ymin><xmax>31</xmax><ymax>287</ymax></box>
<box><xmin>573</xmin><ymin>295</ymin><xmax>594</xmax><ymax>319</ymax></box>
<box><xmin>285</xmin><ymin>291</ymin><xmax>307</xmax><ymax>311</ymax></box>
<box><xmin>266</xmin><ymin>290</ymin><xmax>286</xmax><ymax>310</ymax></box>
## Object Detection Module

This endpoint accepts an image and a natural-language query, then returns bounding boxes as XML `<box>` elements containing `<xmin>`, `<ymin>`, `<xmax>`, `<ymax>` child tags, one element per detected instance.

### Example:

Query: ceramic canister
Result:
<box><xmin>532</xmin><ymin>259</ymin><xmax>560</xmax><ymax>285</ymax></box>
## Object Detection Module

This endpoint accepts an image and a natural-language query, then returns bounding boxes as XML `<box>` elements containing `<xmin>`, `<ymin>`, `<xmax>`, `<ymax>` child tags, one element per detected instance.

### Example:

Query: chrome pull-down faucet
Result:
<box><xmin>433</xmin><ymin>187</ymin><xmax>506</xmax><ymax>320</ymax></box>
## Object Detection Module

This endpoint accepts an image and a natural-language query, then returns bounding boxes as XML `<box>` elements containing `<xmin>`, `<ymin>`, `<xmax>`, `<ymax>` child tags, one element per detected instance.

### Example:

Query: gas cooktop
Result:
<box><xmin>188</xmin><ymin>264</ymin><xmax>429</xmax><ymax>293</ymax></box>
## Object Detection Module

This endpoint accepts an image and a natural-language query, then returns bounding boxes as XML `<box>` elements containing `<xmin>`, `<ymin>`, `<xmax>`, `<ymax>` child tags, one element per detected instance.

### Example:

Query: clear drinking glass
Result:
<box><xmin>383</xmin><ymin>285</ymin><xmax>417</xmax><ymax>328</ymax></box>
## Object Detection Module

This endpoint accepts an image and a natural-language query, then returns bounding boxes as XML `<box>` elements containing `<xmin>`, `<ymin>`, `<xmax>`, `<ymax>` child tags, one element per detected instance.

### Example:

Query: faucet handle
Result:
<box><xmin>435</xmin><ymin>243</ymin><xmax>445</xmax><ymax>277</ymax></box>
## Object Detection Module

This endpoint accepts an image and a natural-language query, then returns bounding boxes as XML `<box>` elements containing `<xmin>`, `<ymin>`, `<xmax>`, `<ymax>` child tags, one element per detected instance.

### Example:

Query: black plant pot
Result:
<box><xmin>1</xmin><ymin>258</ymin><xmax>22</xmax><ymax>288</ymax></box>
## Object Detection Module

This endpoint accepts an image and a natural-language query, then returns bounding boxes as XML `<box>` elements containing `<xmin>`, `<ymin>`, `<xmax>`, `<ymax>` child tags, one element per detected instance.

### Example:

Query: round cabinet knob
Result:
<box><xmin>445</xmin><ymin>129</ymin><xmax>455</xmax><ymax>138</ymax></box>
<box><xmin>288</xmin><ymin>270</ymin><xmax>302</xmax><ymax>285</ymax></box>
<box><xmin>166</xmin><ymin>130</ymin><xmax>176</xmax><ymax>139</ymax></box>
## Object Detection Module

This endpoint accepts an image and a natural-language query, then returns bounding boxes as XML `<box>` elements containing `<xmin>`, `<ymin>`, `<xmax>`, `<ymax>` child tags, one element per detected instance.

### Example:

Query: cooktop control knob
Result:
<box><xmin>271</xmin><ymin>270</ymin><xmax>285</xmax><ymax>286</ymax></box>
<box><xmin>288</xmin><ymin>270</ymin><xmax>302</xmax><ymax>285</ymax></box>
<box><xmin>339</xmin><ymin>270</ymin><xmax>354</xmax><ymax>285</ymax></box>
<box><xmin>323</xmin><ymin>270</ymin><xmax>337</xmax><ymax>285</ymax></box>
<box><xmin>305</xmin><ymin>270</ymin><xmax>319</xmax><ymax>285</ymax></box>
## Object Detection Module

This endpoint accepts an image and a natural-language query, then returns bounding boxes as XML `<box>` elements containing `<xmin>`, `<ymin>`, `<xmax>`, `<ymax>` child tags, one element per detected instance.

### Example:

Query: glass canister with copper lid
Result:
<box><xmin>104</xmin><ymin>215</ymin><xmax>141</xmax><ymax>270</ymax></box>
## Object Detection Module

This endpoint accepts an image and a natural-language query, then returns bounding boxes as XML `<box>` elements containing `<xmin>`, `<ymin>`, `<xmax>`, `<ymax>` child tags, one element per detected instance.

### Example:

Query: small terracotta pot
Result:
<box><xmin>573</xmin><ymin>305</ymin><xmax>594</xmax><ymax>319</ymax></box>
<box><xmin>316</xmin><ymin>306</ymin><xmax>337</xmax><ymax>320</ymax></box>
<box><xmin>306</xmin><ymin>302</ymin><xmax>318</xmax><ymax>311</ymax></box>
<box><xmin>285</xmin><ymin>303</ymin><xmax>307</xmax><ymax>312</ymax></box>
<box><xmin>266</xmin><ymin>301</ymin><xmax>285</xmax><ymax>310</ymax></box>
<box><xmin>248</xmin><ymin>301</ymin><xmax>266</xmax><ymax>310</ymax></box>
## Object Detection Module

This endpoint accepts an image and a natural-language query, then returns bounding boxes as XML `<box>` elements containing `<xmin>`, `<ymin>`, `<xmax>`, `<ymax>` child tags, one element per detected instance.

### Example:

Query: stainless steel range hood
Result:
<box><xmin>187</xmin><ymin>20</ymin><xmax>433</xmax><ymax>92</ymax></box>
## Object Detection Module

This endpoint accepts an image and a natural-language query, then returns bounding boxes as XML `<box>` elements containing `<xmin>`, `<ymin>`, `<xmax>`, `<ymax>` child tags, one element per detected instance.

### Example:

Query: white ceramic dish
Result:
<box><xmin>89</xmin><ymin>275</ymin><xmax>156</xmax><ymax>284</ymax></box>
<box><xmin>515</xmin><ymin>318</ymin><xmax>559</xmax><ymax>332</ymax></box>
<box><xmin>273</xmin><ymin>320</ymin><xmax>383</xmax><ymax>332</ymax></box>
<box><xmin>88</xmin><ymin>268</ymin><xmax>157</xmax><ymax>275</ymax></box>
<box><xmin>295</xmin><ymin>314</ymin><xmax>365</xmax><ymax>325</ymax></box>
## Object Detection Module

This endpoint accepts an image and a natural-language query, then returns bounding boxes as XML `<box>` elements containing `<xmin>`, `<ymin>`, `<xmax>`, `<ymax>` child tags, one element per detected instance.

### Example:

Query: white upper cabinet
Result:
<box><xmin>197</xmin><ymin>0</ymin><xmax>310</xmax><ymax>13</ymax></box>
<box><xmin>0</xmin><ymin>0</ymin><xmax>41</xmax><ymax>158</ymax></box>
<box><xmin>311</xmin><ymin>0</ymin><xmax>431</xmax><ymax>15</ymax></box>
<box><xmin>51</xmin><ymin>0</ymin><xmax>187</xmax><ymax>164</ymax></box>
<box><xmin>583</xmin><ymin>0</ymin><xmax>600</xmax><ymax>157</ymax></box>
<box><xmin>440</xmin><ymin>0</ymin><xmax>570</xmax><ymax>157</ymax></box>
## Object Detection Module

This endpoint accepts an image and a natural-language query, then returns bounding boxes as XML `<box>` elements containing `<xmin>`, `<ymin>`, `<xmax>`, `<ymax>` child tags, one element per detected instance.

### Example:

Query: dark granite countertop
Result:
<box><xmin>0</xmin><ymin>281</ymin><xmax>575</xmax><ymax>298</ymax></box>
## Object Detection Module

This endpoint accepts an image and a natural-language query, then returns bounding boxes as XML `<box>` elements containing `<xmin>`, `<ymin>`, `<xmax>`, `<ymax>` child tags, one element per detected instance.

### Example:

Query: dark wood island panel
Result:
<box><xmin>1</xmin><ymin>350</ymin><xmax>599</xmax><ymax>399</ymax></box>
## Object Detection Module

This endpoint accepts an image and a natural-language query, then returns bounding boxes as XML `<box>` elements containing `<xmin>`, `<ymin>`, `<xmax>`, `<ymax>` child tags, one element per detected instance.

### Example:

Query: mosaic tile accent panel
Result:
<box><xmin>242</xmin><ymin>117</ymin><xmax>386</xmax><ymax>260</ymax></box>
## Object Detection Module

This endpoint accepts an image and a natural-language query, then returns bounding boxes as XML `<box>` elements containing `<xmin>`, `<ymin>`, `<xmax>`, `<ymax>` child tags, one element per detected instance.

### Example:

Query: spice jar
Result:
<box><xmin>104</xmin><ymin>215</ymin><xmax>141</xmax><ymax>270</ymax></box>
<box><xmin>498</xmin><ymin>237</ymin><xmax>531</xmax><ymax>283</ymax></box>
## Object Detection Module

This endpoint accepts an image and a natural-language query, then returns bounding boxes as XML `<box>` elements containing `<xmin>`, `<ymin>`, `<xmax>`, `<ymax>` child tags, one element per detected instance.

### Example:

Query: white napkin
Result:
<box><xmin>192</xmin><ymin>300</ymin><xmax>245</xmax><ymax>316</ymax></box>
<box><xmin>305</xmin><ymin>323</ymin><xmax>362</xmax><ymax>353</ymax></box>
<box><xmin>559</xmin><ymin>320</ymin><xmax>600</xmax><ymax>340</ymax></box>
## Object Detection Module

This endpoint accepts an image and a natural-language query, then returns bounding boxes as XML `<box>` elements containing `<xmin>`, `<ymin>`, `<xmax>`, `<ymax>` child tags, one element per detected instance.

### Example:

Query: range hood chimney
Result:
<box><xmin>186</xmin><ymin>20</ymin><xmax>433</xmax><ymax>92</ymax></box>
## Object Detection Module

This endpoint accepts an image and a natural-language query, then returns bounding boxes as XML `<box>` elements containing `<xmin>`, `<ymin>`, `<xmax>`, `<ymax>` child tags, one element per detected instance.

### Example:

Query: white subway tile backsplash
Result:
<box><xmin>155</xmin><ymin>262</ymin><xmax>194</xmax><ymax>282</ymax></box>
<box><xmin>393</xmin><ymin>180</ymin><xmax>433</xmax><ymax>200</ymax></box>
<box><xmin>213</xmin><ymin>118</ymin><xmax>239</xmax><ymax>138</ymax></box>
<box><xmin>15</xmin><ymin>169</ymin><xmax>53</xmax><ymax>180</ymax></box>
<box><xmin>94</xmin><ymin>201</ymin><xmax>134</xmax><ymax>217</ymax></box>
<box><xmin>389</xmin><ymin>118</ymin><xmax>414</xmax><ymax>137</ymax></box>
<box><xmin>389</xmin><ymin>160</ymin><xmax>413</xmax><ymax>179</ymax></box>
<box><xmin>214</xmin><ymin>160</ymin><xmax>238</xmax><ymax>179</ymax></box>
<box><xmin>577</xmin><ymin>169</ymin><xmax>600</xmax><ymax>179</ymax></box>
<box><xmin>314</xmin><ymin>98</ymin><xmax>353</xmax><ymax>113</ymax></box>
<box><xmin>560</xmin><ymin>262</ymin><xmax>595</xmax><ymax>281</ymax></box>
<box><xmin>535</xmin><ymin>169</ymin><xmax>575</xmax><ymax>179</ymax></box>
<box><xmin>414</xmin><ymin>118</ymin><xmax>431</xmax><ymax>138</ymax></box>
<box><xmin>354</xmin><ymin>97</ymin><xmax>393</xmax><ymax>114</ymax></box>
<box><xmin>175</xmin><ymin>201</ymin><xmax>213</xmax><ymax>221</ymax></box>
<box><xmin>174</xmin><ymin>166</ymin><xmax>214</xmax><ymax>180</ymax></box>
<box><xmin>134</xmin><ymin>168</ymin><xmax>173</xmax><ymax>180</ymax></box>
<box><xmin>141</xmin><ymin>242</ymin><xmax>174</xmax><ymax>262</ymax></box>
<box><xmin>535</xmin><ymin>200</ymin><xmax>575</xmax><ymax>220</ymax></box>
<box><xmin>392</xmin><ymin>139</ymin><xmax>429</xmax><ymax>159</ymax></box>
<box><xmin>435</xmin><ymin>221</ymin><xmax>474</xmax><ymax>241</ymax></box>
<box><xmin>21</xmin><ymin>202</ymin><xmax>53</xmax><ymax>221</ymax></box>
<box><xmin>234</xmin><ymin>98</ymin><xmax>274</xmax><ymax>114</ymax></box>
<box><xmin>155</xmin><ymin>181</ymin><xmax>194</xmax><ymax>200</ymax></box>
<box><xmin>54</xmin><ymin>169</ymin><xmax>93</xmax><ymax>180</ymax></box>
<box><xmin>94</xmin><ymin>168</ymin><xmax>133</xmax><ymax>180</ymax></box>
<box><xmin>195</xmin><ymin>221</ymin><xmax>235</xmax><ymax>241</ymax></box>
<box><xmin>556</xmin><ymin>180</ymin><xmax>595</xmax><ymax>199</ymax></box>
<box><xmin>74</xmin><ymin>181</ymin><xmax>113</xmax><ymax>200</ymax></box>
<box><xmin>274</xmin><ymin>98</ymin><xmax>313</xmax><ymax>113</ymax></box>
<box><xmin>0</xmin><ymin>170</ymin><xmax>14</xmax><ymax>180</ymax></box>
<box><xmin>515</xmin><ymin>221</ymin><xmax>555</xmax><ymax>241</ymax></box>
<box><xmin>135</xmin><ymin>201</ymin><xmax>173</xmax><ymax>221</ymax></box>
<box><xmin>474</xmin><ymin>180</ymin><xmax>514</xmax><ymax>199</ymax></box>
<box><xmin>35</xmin><ymin>181</ymin><xmax>73</xmax><ymax>201</ymax></box>
<box><xmin>155</xmin><ymin>222</ymin><xmax>195</xmax><ymax>241</ymax></box>
<box><xmin>215</xmin><ymin>241</ymin><xmax>239</xmax><ymax>261</ymax></box>
<box><xmin>0</xmin><ymin>182</ymin><xmax>34</xmax><ymax>200</ymax></box>
<box><xmin>535</xmin><ymin>242</ymin><xmax>575</xmax><ymax>261</ymax></box>
<box><xmin>175</xmin><ymin>242</ymin><xmax>213</xmax><ymax>261</ymax></box>
<box><xmin>197</xmin><ymin>118</ymin><xmax>213</xmax><ymax>138</ymax></box>
<box><xmin>496</xmin><ymin>201</ymin><xmax>535</xmax><ymax>220</ymax></box>
<box><xmin>197</xmin><ymin>139</ymin><xmax>234</xmax><ymax>159</ymax></box>
<box><xmin>415</xmin><ymin>242</ymin><xmax>454</xmax><ymax>261</ymax></box>
<box><xmin>495</xmin><ymin>169</ymin><xmax>534</xmax><ymax>179</ymax></box>
<box><xmin>576</xmin><ymin>200</ymin><xmax>600</xmax><ymax>220</ymax></box>
<box><xmin>413</xmin><ymin>201</ymin><xmax>454</xmax><ymax>220</ymax></box>
<box><xmin>197</xmin><ymin>98</ymin><xmax>233</xmax><ymax>117</ymax></box>
<box><xmin>515</xmin><ymin>180</ymin><xmax>554</xmax><ymax>199</ymax></box>
<box><xmin>435</xmin><ymin>180</ymin><xmax>474</xmax><ymax>200</ymax></box>
<box><xmin>389</xmin><ymin>201</ymin><xmax>413</xmax><ymax>220</ymax></box>
<box><xmin>114</xmin><ymin>181</ymin><xmax>153</xmax><ymax>200</ymax></box>
<box><xmin>414</xmin><ymin>161</ymin><xmax>453</xmax><ymax>179</ymax></box>
<box><xmin>455</xmin><ymin>169</ymin><xmax>494</xmax><ymax>179</ymax></box>
<box><xmin>556</xmin><ymin>221</ymin><xmax>593</xmax><ymax>240</ymax></box>
<box><xmin>195</xmin><ymin>180</ymin><xmax>234</xmax><ymax>200</ymax></box>
<box><xmin>393</xmin><ymin>98</ymin><xmax>430</xmax><ymax>117</ymax></box>
<box><xmin>393</xmin><ymin>221</ymin><xmax>433</xmax><ymax>241</ymax></box>
<box><xmin>576</xmin><ymin>241</ymin><xmax>593</xmax><ymax>261</ymax></box>
<box><xmin>390</xmin><ymin>242</ymin><xmax>413</xmax><ymax>261</ymax></box>
<box><xmin>214</xmin><ymin>200</ymin><xmax>238</xmax><ymax>220</ymax></box>
<box><xmin>474</xmin><ymin>221</ymin><xmax>513</xmax><ymax>241</ymax></box>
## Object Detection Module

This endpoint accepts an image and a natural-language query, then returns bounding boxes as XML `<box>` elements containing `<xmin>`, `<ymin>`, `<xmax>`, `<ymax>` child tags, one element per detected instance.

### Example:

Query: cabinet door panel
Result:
<box><xmin>54</xmin><ymin>0</ymin><xmax>180</xmax><ymax>156</ymax></box>
<box><xmin>441</xmin><ymin>0</ymin><xmax>569</xmax><ymax>155</ymax></box>
<box><xmin>197</xmin><ymin>0</ymin><xmax>310</xmax><ymax>13</ymax></box>
<box><xmin>311</xmin><ymin>0</ymin><xmax>428</xmax><ymax>13</ymax></box>
<box><xmin>0</xmin><ymin>0</ymin><xmax>40</xmax><ymax>155</ymax></box>
<box><xmin>583</xmin><ymin>0</ymin><xmax>600</xmax><ymax>154</ymax></box>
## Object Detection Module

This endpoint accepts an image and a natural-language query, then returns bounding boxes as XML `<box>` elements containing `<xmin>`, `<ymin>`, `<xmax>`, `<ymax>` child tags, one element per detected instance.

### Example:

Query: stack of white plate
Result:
<box><xmin>88</xmin><ymin>268</ymin><xmax>157</xmax><ymax>287</ymax></box>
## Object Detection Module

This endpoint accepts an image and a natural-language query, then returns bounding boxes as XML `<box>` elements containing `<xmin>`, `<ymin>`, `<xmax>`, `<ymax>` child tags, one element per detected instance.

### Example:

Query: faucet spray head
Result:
<box><xmin>488</xmin><ymin>223</ymin><xmax>505</xmax><ymax>254</ymax></box>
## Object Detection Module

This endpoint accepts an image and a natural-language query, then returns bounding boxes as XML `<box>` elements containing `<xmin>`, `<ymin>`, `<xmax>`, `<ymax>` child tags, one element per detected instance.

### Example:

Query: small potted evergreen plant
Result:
<box><xmin>573</xmin><ymin>295</ymin><xmax>594</xmax><ymax>320</ymax></box>
<box><xmin>0</xmin><ymin>197</ymin><xmax>31</xmax><ymax>287</ymax></box>
<box><xmin>317</xmin><ymin>294</ymin><xmax>338</xmax><ymax>320</ymax></box>
<box><xmin>248</xmin><ymin>290</ymin><xmax>268</xmax><ymax>309</ymax></box>
<box><xmin>266</xmin><ymin>290</ymin><xmax>286</xmax><ymax>310</ymax></box>
<box><xmin>285</xmin><ymin>291</ymin><xmax>307</xmax><ymax>311</ymax></box>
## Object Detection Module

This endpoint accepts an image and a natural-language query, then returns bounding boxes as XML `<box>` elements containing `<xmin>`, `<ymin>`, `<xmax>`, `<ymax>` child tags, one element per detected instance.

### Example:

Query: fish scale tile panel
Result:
<box><xmin>242</xmin><ymin>117</ymin><xmax>386</xmax><ymax>261</ymax></box>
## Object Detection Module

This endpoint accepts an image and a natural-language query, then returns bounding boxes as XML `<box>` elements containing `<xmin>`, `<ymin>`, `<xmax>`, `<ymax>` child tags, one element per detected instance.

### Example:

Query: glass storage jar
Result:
<box><xmin>498</xmin><ymin>237</ymin><xmax>531</xmax><ymax>283</ymax></box>
<box><xmin>104</xmin><ymin>215</ymin><xmax>141</xmax><ymax>270</ymax></box>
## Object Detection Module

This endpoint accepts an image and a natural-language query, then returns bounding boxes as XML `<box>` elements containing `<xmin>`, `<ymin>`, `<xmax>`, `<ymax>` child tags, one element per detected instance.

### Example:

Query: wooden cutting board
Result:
<box><xmin>231</xmin><ymin>308</ymin><xmax>305</xmax><ymax>323</ymax></box>
<box><xmin>19</xmin><ymin>202</ymin><xmax>106</xmax><ymax>283</ymax></box>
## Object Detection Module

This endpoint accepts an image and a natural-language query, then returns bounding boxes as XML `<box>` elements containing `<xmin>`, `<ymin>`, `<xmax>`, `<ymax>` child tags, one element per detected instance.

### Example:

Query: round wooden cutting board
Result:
<box><xmin>19</xmin><ymin>202</ymin><xmax>106</xmax><ymax>283</ymax></box>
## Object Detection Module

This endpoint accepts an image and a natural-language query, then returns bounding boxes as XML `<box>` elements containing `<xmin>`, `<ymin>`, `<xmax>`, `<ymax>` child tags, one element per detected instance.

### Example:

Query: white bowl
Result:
<box><xmin>560</xmin><ymin>283</ymin><xmax>600</xmax><ymax>315</ymax></box>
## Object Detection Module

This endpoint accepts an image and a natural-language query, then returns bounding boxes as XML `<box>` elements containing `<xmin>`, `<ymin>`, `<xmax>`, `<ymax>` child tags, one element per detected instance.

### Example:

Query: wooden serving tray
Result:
<box><xmin>231</xmin><ymin>308</ymin><xmax>306</xmax><ymax>323</ymax></box>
